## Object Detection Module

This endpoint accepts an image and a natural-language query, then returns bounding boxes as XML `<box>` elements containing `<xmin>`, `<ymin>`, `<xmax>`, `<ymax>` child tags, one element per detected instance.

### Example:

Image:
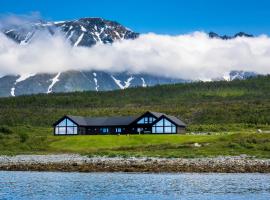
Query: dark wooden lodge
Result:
<box><xmin>53</xmin><ymin>111</ymin><xmax>186</xmax><ymax>135</ymax></box>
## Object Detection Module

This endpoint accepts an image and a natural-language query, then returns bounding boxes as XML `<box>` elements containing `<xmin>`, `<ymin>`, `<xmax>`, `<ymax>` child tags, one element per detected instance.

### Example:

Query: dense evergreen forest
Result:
<box><xmin>0</xmin><ymin>75</ymin><xmax>269</xmax><ymax>130</ymax></box>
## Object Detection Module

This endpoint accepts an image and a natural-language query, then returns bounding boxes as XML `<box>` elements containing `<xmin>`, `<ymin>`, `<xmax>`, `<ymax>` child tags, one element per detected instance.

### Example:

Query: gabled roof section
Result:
<box><xmin>138</xmin><ymin>111</ymin><xmax>186</xmax><ymax>127</ymax></box>
<box><xmin>149</xmin><ymin>112</ymin><xmax>186</xmax><ymax>127</ymax></box>
<box><xmin>53</xmin><ymin>115</ymin><xmax>81</xmax><ymax>126</ymax></box>
<box><xmin>66</xmin><ymin>115</ymin><xmax>137</xmax><ymax>126</ymax></box>
<box><xmin>66</xmin><ymin>115</ymin><xmax>87</xmax><ymax>126</ymax></box>
<box><xmin>128</xmin><ymin>111</ymin><xmax>164</xmax><ymax>125</ymax></box>
<box><xmin>164</xmin><ymin>114</ymin><xmax>186</xmax><ymax>127</ymax></box>
<box><xmin>148</xmin><ymin>111</ymin><xmax>164</xmax><ymax>118</ymax></box>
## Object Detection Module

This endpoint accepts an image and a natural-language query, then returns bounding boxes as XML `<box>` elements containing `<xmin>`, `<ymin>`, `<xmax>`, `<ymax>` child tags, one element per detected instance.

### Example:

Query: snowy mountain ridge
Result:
<box><xmin>3</xmin><ymin>17</ymin><xmax>139</xmax><ymax>47</ymax></box>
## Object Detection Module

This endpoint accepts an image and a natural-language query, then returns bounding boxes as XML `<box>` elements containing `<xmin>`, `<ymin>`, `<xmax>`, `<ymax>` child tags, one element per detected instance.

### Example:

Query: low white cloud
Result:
<box><xmin>0</xmin><ymin>31</ymin><xmax>270</xmax><ymax>80</ymax></box>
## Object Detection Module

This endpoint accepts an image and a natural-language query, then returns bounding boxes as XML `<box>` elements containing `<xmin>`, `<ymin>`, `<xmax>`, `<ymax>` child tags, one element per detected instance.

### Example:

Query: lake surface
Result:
<box><xmin>0</xmin><ymin>172</ymin><xmax>269</xmax><ymax>200</ymax></box>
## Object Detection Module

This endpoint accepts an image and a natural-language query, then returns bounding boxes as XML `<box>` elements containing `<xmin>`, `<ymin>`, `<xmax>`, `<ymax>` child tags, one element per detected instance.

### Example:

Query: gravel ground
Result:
<box><xmin>0</xmin><ymin>154</ymin><xmax>269</xmax><ymax>173</ymax></box>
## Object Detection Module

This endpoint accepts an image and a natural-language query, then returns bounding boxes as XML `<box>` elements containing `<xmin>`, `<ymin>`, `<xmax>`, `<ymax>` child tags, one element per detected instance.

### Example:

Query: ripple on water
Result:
<box><xmin>0</xmin><ymin>172</ymin><xmax>270</xmax><ymax>200</ymax></box>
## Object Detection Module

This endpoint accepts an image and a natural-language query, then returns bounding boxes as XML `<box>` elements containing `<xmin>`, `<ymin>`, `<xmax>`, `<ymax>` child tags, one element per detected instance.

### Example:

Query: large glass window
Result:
<box><xmin>137</xmin><ymin>116</ymin><xmax>156</xmax><ymax>124</ymax></box>
<box><xmin>152</xmin><ymin>118</ymin><xmax>176</xmax><ymax>133</ymax></box>
<box><xmin>55</xmin><ymin>118</ymin><xmax>78</xmax><ymax>135</ymax></box>
<box><xmin>115</xmin><ymin>128</ymin><xmax>122</xmax><ymax>133</ymax></box>
<box><xmin>100</xmin><ymin>128</ymin><xmax>109</xmax><ymax>134</ymax></box>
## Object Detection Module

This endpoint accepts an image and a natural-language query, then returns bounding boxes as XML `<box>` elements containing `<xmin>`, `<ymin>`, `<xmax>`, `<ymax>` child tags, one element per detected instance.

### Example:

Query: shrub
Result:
<box><xmin>18</xmin><ymin>132</ymin><xmax>29</xmax><ymax>143</ymax></box>
<box><xmin>227</xmin><ymin>142</ymin><xmax>241</xmax><ymax>149</ymax></box>
<box><xmin>0</xmin><ymin>126</ymin><xmax>13</xmax><ymax>135</ymax></box>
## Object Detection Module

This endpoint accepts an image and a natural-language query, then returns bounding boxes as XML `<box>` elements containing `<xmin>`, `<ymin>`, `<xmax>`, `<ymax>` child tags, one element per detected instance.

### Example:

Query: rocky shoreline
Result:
<box><xmin>0</xmin><ymin>154</ymin><xmax>270</xmax><ymax>173</ymax></box>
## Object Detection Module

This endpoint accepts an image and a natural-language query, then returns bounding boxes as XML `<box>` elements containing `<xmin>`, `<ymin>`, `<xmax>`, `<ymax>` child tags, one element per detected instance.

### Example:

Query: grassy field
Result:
<box><xmin>0</xmin><ymin>126</ymin><xmax>269</xmax><ymax>158</ymax></box>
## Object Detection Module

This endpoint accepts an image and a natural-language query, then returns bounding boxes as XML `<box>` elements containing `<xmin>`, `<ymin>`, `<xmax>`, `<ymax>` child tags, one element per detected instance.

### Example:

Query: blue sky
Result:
<box><xmin>0</xmin><ymin>0</ymin><xmax>269</xmax><ymax>35</ymax></box>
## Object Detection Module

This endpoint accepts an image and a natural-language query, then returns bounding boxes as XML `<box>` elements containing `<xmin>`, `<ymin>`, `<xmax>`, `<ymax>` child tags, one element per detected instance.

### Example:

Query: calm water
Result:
<box><xmin>0</xmin><ymin>172</ymin><xmax>269</xmax><ymax>200</ymax></box>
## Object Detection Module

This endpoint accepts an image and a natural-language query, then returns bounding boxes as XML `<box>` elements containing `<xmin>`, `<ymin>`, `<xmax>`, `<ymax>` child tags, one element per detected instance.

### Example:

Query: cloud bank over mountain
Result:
<box><xmin>0</xmin><ymin>27</ymin><xmax>270</xmax><ymax>80</ymax></box>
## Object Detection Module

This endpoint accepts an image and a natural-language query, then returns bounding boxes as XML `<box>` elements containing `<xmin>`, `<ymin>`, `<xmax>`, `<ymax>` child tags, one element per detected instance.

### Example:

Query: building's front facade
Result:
<box><xmin>53</xmin><ymin>111</ymin><xmax>186</xmax><ymax>135</ymax></box>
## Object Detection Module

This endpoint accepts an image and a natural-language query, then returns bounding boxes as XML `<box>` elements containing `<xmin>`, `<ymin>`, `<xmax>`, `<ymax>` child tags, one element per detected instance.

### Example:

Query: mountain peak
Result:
<box><xmin>209</xmin><ymin>31</ymin><xmax>254</xmax><ymax>39</ymax></box>
<box><xmin>3</xmin><ymin>17</ymin><xmax>139</xmax><ymax>46</ymax></box>
<box><xmin>234</xmin><ymin>32</ymin><xmax>253</xmax><ymax>38</ymax></box>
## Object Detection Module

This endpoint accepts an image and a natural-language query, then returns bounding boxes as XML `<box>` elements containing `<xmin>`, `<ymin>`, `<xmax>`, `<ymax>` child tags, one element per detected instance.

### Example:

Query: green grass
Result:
<box><xmin>0</xmin><ymin>126</ymin><xmax>269</xmax><ymax>158</ymax></box>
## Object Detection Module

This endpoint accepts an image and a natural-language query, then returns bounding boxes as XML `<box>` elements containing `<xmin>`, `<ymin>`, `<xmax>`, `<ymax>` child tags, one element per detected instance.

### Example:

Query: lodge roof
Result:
<box><xmin>66</xmin><ymin>115</ymin><xmax>137</xmax><ymax>126</ymax></box>
<box><xmin>54</xmin><ymin>111</ymin><xmax>186</xmax><ymax>127</ymax></box>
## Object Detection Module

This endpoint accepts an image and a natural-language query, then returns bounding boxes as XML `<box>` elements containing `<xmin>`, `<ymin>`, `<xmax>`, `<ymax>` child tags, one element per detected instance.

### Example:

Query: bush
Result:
<box><xmin>0</xmin><ymin>126</ymin><xmax>13</xmax><ymax>135</ymax></box>
<box><xmin>227</xmin><ymin>142</ymin><xmax>241</xmax><ymax>148</ymax></box>
<box><xmin>18</xmin><ymin>132</ymin><xmax>29</xmax><ymax>143</ymax></box>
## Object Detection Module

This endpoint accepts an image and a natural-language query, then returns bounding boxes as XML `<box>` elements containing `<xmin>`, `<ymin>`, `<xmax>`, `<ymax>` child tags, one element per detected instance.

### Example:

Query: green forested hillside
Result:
<box><xmin>0</xmin><ymin>76</ymin><xmax>270</xmax><ymax>156</ymax></box>
<box><xmin>0</xmin><ymin>75</ymin><xmax>270</xmax><ymax>128</ymax></box>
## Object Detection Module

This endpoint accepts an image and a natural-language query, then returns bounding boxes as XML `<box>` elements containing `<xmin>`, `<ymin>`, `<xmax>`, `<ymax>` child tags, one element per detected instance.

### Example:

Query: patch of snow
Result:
<box><xmin>111</xmin><ymin>75</ymin><xmax>134</xmax><ymax>89</ymax></box>
<box><xmin>94</xmin><ymin>78</ymin><xmax>99</xmax><ymax>91</ymax></box>
<box><xmin>54</xmin><ymin>21</ymin><xmax>65</xmax><ymax>24</ymax></box>
<box><xmin>81</xmin><ymin>25</ymin><xmax>87</xmax><ymax>32</ymax></box>
<box><xmin>47</xmin><ymin>72</ymin><xmax>61</xmax><ymax>94</ymax></box>
<box><xmin>68</xmin><ymin>25</ymin><xmax>73</xmax><ymax>31</ymax></box>
<box><xmin>125</xmin><ymin>76</ymin><xmax>134</xmax><ymax>88</ymax></box>
<box><xmin>20</xmin><ymin>32</ymin><xmax>34</xmax><ymax>45</ymax></box>
<box><xmin>92</xmin><ymin>34</ymin><xmax>97</xmax><ymax>42</ymax></box>
<box><xmin>223</xmin><ymin>72</ymin><xmax>231</xmax><ymax>81</ymax></box>
<box><xmin>100</xmin><ymin>28</ymin><xmax>104</xmax><ymax>34</ymax></box>
<box><xmin>67</xmin><ymin>31</ymin><xmax>74</xmax><ymax>41</ymax></box>
<box><xmin>94</xmin><ymin>32</ymin><xmax>102</xmax><ymax>43</ymax></box>
<box><xmin>114</xmin><ymin>31</ymin><xmax>121</xmax><ymax>39</ymax></box>
<box><xmin>74</xmin><ymin>33</ymin><xmax>84</xmax><ymax>46</ymax></box>
<box><xmin>92</xmin><ymin>72</ymin><xmax>99</xmax><ymax>91</ymax></box>
<box><xmin>10</xmin><ymin>87</ymin><xmax>15</xmax><ymax>97</ymax></box>
<box><xmin>111</xmin><ymin>75</ymin><xmax>124</xmax><ymax>89</ymax></box>
<box><xmin>10</xmin><ymin>73</ymin><xmax>36</xmax><ymax>97</ymax></box>
<box><xmin>16</xmin><ymin>74</ymin><xmax>36</xmax><ymax>83</ymax></box>
<box><xmin>5</xmin><ymin>29</ymin><xmax>14</xmax><ymax>34</ymax></box>
<box><xmin>141</xmin><ymin>77</ymin><xmax>147</xmax><ymax>87</ymax></box>
<box><xmin>230</xmin><ymin>74</ymin><xmax>242</xmax><ymax>81</ymax></box>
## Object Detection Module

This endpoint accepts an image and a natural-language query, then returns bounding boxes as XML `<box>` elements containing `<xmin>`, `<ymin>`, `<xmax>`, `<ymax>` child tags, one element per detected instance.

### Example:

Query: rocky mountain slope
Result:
<box><xmin>0</xmin><ymin>71</ymin><xmax>186</xmax><ymax>97</ymax></box>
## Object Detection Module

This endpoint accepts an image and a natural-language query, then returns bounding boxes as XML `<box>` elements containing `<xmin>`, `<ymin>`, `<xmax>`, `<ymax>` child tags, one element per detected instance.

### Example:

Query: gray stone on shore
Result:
<box><xmin>0</xmin><ymin>154</ymin><xmax>269</xmax><ymax>173</ymax></box>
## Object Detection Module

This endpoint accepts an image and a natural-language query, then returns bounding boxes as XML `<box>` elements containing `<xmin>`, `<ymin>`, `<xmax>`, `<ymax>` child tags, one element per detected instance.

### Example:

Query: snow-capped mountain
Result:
<box><xmin>0</xmin><ymin>17</ymin><xmax>258</xmax><ymax>97</ymax></box>
<box><xmin>0</xmin><ymin>17</ymin><xmax>188</xmax><ymax>97</ymax></box>
<box><xmin>211</xmin><ymin>70</ymin><xmax>258</xmax><ymax>82</ymax></box>
<box><xmin>224</xmin><ymin>71</ymin><xmax>258</xmax><ymax>81</ymax></box>
<box><xmin>4</xmin><ymin>17</ymin><xmax>139</xmax><ymax>46</ymax></box>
